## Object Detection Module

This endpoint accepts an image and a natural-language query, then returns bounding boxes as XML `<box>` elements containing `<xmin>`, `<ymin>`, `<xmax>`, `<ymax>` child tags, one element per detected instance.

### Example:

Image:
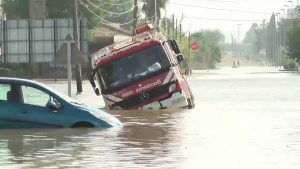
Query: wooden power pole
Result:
<box><xmin>72</xmin><ymin>0</ymin><xmax>83</xmax><ymax>93</ymax></box>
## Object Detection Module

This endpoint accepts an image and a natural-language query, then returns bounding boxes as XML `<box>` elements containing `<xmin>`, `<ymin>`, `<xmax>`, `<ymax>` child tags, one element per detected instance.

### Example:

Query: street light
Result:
<box><xmin>276</xmin><ymin>12</ymin><xmax>282</xmax><ymax>67</ymax></box>
<box><xmin>284</xmin><ymin>5</ymin><xmax>290</xmax><ymax>18</ymax></box>
<box><xmin>237</xmin><ymin>24</ymin><xmax>241</xmax><ymax>64</ymax></box>
<box><xmin>281</xmin><ymin>9</ymin><xmax>286</xmax><ymax>18</ymax></box>
<box><xmin>288</xmin><ymin>0</ymin><xmax>294</xmax><ymax>9</ymax></box>
<box><xmin>288</xmin><ymin>0</ymin><xmax>294</xmax><ymax>18</ymax></box>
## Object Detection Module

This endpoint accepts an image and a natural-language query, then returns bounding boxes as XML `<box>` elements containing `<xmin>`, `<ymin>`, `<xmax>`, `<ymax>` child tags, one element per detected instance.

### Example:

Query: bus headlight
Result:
<box><xmin>169</xmin><ymin>84</ymin><xmax>176</xmax><ymax>92</ymax></box>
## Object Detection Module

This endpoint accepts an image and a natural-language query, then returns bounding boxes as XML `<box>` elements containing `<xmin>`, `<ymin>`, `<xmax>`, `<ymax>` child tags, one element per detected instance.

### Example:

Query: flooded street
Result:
<box><xmin>1</xmin><ymin>66</ymin><xmax>300</xmax><ymax>169</ymax></box>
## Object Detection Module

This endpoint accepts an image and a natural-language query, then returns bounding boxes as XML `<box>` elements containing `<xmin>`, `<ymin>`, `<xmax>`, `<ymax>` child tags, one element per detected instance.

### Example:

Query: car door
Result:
<box><xmin>0</xmin><ymin>83</ymin><xmax>27</xmax><ymax>128</ymax></box>
<box><xmin>18</xmin><ymin>84</ymin><xmax>64</xmax><ymax>128</ymax></box>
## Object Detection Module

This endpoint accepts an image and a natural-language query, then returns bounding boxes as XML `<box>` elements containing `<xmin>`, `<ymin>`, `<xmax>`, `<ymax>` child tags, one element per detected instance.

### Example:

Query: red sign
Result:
<box><xmin>191</xmin><ymin>42</ymin><xmax>200</xmax><ymax>51</ymax></box>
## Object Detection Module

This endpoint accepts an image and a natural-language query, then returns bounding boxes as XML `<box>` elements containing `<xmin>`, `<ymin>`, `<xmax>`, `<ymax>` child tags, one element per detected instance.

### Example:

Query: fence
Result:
<box><xmin>0</xmin><ymin>19</ymin><xmax>88</xmax><ymax>64</ymax></box>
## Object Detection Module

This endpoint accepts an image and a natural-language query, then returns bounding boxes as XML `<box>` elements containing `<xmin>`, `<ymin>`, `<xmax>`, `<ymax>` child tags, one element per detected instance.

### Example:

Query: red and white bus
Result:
<box><xmin>88</xmin><ymin>23</ymin><xmax>195</xmax><ymax>109</ymax></box>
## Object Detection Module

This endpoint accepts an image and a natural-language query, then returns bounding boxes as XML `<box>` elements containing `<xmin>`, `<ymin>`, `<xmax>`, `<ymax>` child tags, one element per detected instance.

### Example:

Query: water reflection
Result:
<box><xmin>0</xmin><ymin>109</ymin><xmax>188</xmax><ymax>168</ymax></box>
<box><xmin>1</xmin><ymin>67</ymin><xmax>300</xmax><ymax>168</ymax></box>
<box><xmin>0</xmin><ymin>128</ymin><xmax>107</xmax><ymax>168</ymax></box>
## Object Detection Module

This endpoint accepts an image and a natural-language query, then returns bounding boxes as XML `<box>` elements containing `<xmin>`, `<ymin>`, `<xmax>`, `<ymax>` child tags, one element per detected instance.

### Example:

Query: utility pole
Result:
<box><xmin>175</xmin><ymin>18</ymin><xmax>178</xmax><ymax>40</ymax></box>
<box><xmin>237</xmin><ymin>24</ymin><xmax>241</xmax><ymax>64</ymax></box>
<box><xmin>132</xmin><ymin>0</ymin><xmax>138</xmax><ymax>31</ymax></box>
<box><xmin>154</xmin><ymin>0</ymin><xmax>157</xmax><ymax>27</ymax></box>
<box><xmin>276</xmin><ymin>13</ymin><xmax>282</xmax><ymax>66</ymax></box>
<box><xmin>72</xmin><ymin>0</ymin><xmax>83</xmax><ymax>93</ymax></box>
<box><xmin>172</xmin><ymin>14</ymin><xmax>175</xmax><ymax>39</ymax></box>
<box><xmin>165</xmin><ymin>8</ymin><xmax>168</xmax><ymax>39</ymax></box>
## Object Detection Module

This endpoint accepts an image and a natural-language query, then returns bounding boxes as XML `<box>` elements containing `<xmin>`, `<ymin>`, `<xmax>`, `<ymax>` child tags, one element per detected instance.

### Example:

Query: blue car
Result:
<box><xmin>0</xmin><ymin>77</ymin><xmax>122</xmax><ymax>129</ymax></box>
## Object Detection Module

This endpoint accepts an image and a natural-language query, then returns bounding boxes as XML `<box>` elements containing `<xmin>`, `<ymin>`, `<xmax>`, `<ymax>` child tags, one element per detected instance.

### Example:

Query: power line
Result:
<box><xmin>78</xmin><ymin>6</ymin><xmax>98</xmax><ymax>28</ymax></box>
<box><xmin>84</xmin><ymin>0</ymin><xmax>135</xmax><ymax>15</ymax></box>
<box><xmin>172</xmin><ymin>15</ymin><xmax>263</xmax><ymax>22</ymax></box>
<box><xmin>80</xmin><ymin>1</ymin><xmax>137</xmax><ymax>26</ymax></box>
<box><xmin>96</xmin><ymin>0</ymin><xmax>133</xmax><ymax>6</ymax></box>
<box><xmin>169</xmin><ymin>2</ymin><xmax>272</xmax><ymax>14</ymax></box>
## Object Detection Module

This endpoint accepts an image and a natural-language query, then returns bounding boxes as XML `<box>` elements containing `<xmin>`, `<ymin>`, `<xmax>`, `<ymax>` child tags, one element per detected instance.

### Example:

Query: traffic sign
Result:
<box><xmin>191</xmin><ymin>42</ymin><xmax>200</xmax><ymax>51</ymax></box>
<box><xmin>55</xmin><ymin>34</ymin><xmax>86</xmax><ymax>64</ymax></box>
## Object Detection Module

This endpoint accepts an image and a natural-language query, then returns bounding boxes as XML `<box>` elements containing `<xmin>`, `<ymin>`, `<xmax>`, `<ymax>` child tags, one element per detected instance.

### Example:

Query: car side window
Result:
<box><xmin>0</xmin><ymin>84</ymin><xmax>10</xmax><ymax>101</ymax></box>
<box><xmin>21</xmin><ymin>85</ymin><xmax>53</xmax><ymax>107</ymax></box>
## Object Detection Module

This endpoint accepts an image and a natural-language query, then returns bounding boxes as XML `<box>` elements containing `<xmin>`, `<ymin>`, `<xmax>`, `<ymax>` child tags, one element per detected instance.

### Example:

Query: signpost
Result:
<box><xmin>55</xmin><ymin>34</ymin><xmax>85</xmax><ymax>97</ymax></box>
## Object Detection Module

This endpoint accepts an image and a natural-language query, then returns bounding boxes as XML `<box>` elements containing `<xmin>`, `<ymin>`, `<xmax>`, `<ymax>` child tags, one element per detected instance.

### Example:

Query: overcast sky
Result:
<box><xmin>166</xmin><ymin>0</ymin><xmax>297</xmax><ymax>42</ymax></box>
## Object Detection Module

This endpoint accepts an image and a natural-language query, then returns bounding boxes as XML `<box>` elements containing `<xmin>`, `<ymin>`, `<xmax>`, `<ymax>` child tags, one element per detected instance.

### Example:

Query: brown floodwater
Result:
<box><xmin>1</xmin><ymin>66</ymin><xmax>300</xmax><ymax>169</ymax></box>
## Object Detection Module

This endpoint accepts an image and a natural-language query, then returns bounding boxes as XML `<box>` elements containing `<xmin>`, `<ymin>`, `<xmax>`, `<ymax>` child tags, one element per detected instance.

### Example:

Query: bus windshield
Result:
<box><xmin>96</xmin><ymin>44</ymin><xmax>171</xmax><ymax>92</ymax></box>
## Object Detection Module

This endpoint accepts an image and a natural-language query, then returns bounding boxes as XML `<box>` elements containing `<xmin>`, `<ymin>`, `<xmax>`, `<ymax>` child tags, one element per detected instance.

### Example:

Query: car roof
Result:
<box><xmin>0</xmin><ymin>77</ymin><xmax>75</xmax><ymax>103</ymax></box>
<box><xmin>0</xmin><ymin>77</ymin><xmax>44</xmax><ymax>86</ymax></box>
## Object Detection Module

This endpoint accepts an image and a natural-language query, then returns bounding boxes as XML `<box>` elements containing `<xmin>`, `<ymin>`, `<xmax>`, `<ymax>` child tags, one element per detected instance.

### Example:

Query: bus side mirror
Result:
<box><xmin>165</xmin><ymin>40</ymin><xmax>181</xmax><ymax>54</ymax></box>
<box><xmin>94</xmin><ymin>88</ymin><xmax>100</xmax><ymax>96</ymax></box>
<box><xmin>171</xmin><ymin>40</ymin><xmax>181</xmax><ymax>54</ymax></box>
<box><xmin>177</xmin><ymin>54</ymin><xmax>184</xmax><ymax>63</ymax></box>
<box><xmin>88</xmin><ymin>70</ymin><xmax>101</xmax><ymax>96</ymax></box>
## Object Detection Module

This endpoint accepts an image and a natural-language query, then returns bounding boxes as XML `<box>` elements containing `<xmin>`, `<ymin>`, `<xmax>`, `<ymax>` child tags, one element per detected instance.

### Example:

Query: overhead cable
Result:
<box><xmin>172</xmin><ymin>15</ymin><xmax>263</xmax><ymax>22</ymax></box>
<box><xmin>78</xmin><ymin>7</ymin><xmax>97</xmax><ymax>28</ymax></box>
<box><xmin>85</xmin><ymin>0</ymin><xmax>135</xmax><ymax>15</ymax></box>
<box><xmin>80</xmin><ymin>2</ymin><xmax>137</xmax><ymax>26</ymax></box>
<box><xmin>96</xmin><ymin>0</ymin><xmax>133</xmax><ymax>6</ymax></box>
<box><xmin>169</xmin><ymin>2</ymin><xmax>272</xmax><ymax>14</ymax></box>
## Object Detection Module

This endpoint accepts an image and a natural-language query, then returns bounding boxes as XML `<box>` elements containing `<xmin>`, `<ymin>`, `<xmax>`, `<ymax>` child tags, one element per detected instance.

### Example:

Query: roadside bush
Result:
<box><xmin>283</xmin><ymin>59</ymin><xmax>298</xmax><ymax>71</ymax></box>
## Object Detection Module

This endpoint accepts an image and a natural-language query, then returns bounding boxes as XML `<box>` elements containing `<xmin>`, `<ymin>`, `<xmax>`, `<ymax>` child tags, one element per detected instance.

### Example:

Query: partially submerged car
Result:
<box><xmin>0</xmin><ymin>77</ymin><xmax>122</xmax><ymax>129</ymax></box>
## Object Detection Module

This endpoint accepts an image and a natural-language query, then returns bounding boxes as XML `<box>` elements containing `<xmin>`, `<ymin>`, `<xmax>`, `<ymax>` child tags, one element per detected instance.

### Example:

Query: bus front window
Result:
<box><xmin>97</xmin><ymin>44</ymin><xmax>171</xmax><ymax>92</ymax></box>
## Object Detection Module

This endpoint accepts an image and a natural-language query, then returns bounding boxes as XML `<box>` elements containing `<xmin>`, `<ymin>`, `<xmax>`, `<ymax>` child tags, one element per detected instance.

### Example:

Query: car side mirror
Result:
<box><xmin>46</xmin><ymin>100</ymin><xmax>62</xmax><ymax>111</ymax></box>
<box><xmin>177</xmin><ymin>54</ymin><xmax>184</xmax><ymax>63</ymax></box>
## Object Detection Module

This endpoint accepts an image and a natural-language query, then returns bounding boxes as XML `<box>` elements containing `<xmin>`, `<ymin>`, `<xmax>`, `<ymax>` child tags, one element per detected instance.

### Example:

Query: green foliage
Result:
<box><xmin>283</xmin><ymin>58</ymin><xmax>298</xmax><ymax>70</ymax></box>
<box><xmin>287</xmin><ymin>26</ymin><xmax>300</xmax><ymax>64</ymax></box>
<box><xmin>190</xmin><ymin>30</ymin><xmax>224</xmax><ymax>69</ymax></box>
<box><xmin>1</xmin><ymin>0</ymin><xmax>29</xmax><ymax>19</ymax></box>
<box><xmin>243</xmin><ymin>23</ymin><xmax>258</xmax><ymax>43</ymax></box>
<box><xmin>243</xmin><ymin>23</ymin><xmax>261</xmax><ymax>55</ymax></box>
<box><xmin>141</xmin><ymin>0</ymin><xmax>168</xmax><ymax>21</ymax></box>
<box><xmin>1</xmin><ymin>0</ymin><xmax>168</xmax><ymax>30</ymax></box>
<box><xmin>46</xmin><ymin>0</ymin><xmax>72</xmax><ymax>18</ymax></box>
<box><xmin>1</xmin><ymin>0</ymin><xmax>111</xmax><ymax>28</ymax></box>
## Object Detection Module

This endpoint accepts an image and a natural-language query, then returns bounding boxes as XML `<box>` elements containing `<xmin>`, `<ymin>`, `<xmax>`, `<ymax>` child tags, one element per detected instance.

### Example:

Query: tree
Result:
<box><xmin>141</xmin><ymin>0</ymin><xmax>168</xmax><ymax>24</ymax></box>
<box><xmin>1</xmin><ymin>0</ymin><xmax>111</xmax><ymax>26</ymax></box>
<box><xmin>46</xmin><ymin>0</ymin><xmax>72</xmax><ymax>18</ymax></box>
<box><xmin>190</xmin><ymin>30</ymin><xmax>224</xmax><ymax>69</ymax></box>
<box><xmin>243</xmin><ymin>23</ymin><xmax>258</xmax><ymax>43</ymax></box>
<box><xmin>287</xmin><ymin>26</ymin><xmax>300</xmax><ymax>64</ymax></box>
<box><xmin>243</xmin><ymin>23</ymin><xmax>261</xmax><ymax>55</ymax></box>
<box><xmin>133</xmin><ymin>0</ymin><xmax>168</xmax><ymax>28</ymax></box>
<box><xmin>1</xmin><ymin>0</ymin><xmax>29</xmax><ymax>19</ymax></box>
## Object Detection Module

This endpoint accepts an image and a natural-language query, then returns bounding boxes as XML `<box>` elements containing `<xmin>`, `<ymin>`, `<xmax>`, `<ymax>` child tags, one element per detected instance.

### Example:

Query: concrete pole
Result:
<box><xmin>154</xmin><ymin>0</ymin><xmax>157</xmax><ymax>27</ymax></box>
<box><xmin>67</xmin><ymin>41</ymin><xmax>72</xmax><ymax>97</ymax></box>
<box><xmin>274</xmin><ymin>14</ymin><xmax>278</xmax><ymax>67</ymax></box>
<box><xmin>276</xmin><ymin>13</ymin><xmax>282</xmax><ymax>66</ymax></box>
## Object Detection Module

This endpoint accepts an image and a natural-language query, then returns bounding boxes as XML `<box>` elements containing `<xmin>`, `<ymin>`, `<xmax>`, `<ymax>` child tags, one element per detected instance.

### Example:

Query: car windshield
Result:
<box><xmin>97</xmin><ymin>44</ymin><xmax>171</xmax><ymax>91</ymax></box>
